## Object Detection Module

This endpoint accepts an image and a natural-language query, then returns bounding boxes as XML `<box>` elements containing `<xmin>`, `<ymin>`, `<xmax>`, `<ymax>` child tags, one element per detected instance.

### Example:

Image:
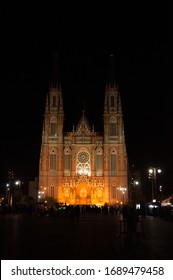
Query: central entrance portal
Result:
<box><xmin>76</xmin><ymin>181</ymin><xmax>91</xmax><ymax>205</ymax></box>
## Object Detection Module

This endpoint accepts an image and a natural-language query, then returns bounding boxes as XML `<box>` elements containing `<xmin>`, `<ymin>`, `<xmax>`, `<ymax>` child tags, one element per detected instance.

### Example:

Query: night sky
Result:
<box><xmin>0</xmin><ymin>3</ymin><xmax>173</xmax><ymax>196</ymax></box>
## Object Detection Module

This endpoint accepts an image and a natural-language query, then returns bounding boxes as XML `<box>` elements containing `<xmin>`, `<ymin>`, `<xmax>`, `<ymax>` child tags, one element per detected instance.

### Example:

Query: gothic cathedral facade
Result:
<box><xmin>38</xmin><ymin>54</ymin><xmax>128</xmax><ymax>206</ymax></box>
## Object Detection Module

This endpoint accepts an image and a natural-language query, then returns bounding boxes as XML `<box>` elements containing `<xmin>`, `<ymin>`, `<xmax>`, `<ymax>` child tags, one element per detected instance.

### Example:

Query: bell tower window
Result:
<box><xmin>50</xmin><ymin>117</ymin><xmax>57</xmax><ymax>137</ymax></box>
<box><xmin>50</xmin><ymin>123</ymin><xmax>57</xmax><ymax>136</ymax></box>
<box><xmin>110</xmin><ymin>116</ymin><xmax>117</xmax><ymax>136</ymax></box>
<box><xmin>50</xmin><ymin>153</ymin><xmax>56</xmax><ymax>170</ymax></box>
<box><xmin>110</xmin><ymin>153</ymin><xmax>116</xmax><ymax>176</ymax></box>
<box><xmin>111</xmin><ymin>95</ymin><xmax>115</xmax><ymax>107</ymax></box>
<box><xmin>52</xmin><ymin>96</ymin><xmax>56</xmax><ymax>107</ymax></box>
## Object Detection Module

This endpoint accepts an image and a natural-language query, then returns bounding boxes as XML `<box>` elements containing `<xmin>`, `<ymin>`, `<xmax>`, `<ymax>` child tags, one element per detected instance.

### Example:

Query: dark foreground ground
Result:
<box><xmin>1</xmin><ymin>212</ymin><xmax>173</xmax><ymax>260</ymax></box>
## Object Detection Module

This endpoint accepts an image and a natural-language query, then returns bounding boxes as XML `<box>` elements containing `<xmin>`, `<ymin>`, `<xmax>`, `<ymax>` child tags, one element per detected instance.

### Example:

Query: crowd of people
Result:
<box><xmin>0</xmin><ymin>200</ymin><xmax>173</xmax><ymax>224</ymax></box>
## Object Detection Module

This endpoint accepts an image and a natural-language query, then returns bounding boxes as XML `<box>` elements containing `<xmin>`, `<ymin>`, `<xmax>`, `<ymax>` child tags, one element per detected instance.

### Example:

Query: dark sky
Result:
<box><xmin>0</xmin><ymin>3</ymin><xmax>173</xmax><ymax>196</ymax></box>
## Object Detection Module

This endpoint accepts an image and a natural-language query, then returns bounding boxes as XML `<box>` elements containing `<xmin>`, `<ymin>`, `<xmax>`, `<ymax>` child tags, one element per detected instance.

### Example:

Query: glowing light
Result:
<box><xmin>15</xmin><ymin>180</ymin><xmax>21</xmax><ymax>186</ymax></box>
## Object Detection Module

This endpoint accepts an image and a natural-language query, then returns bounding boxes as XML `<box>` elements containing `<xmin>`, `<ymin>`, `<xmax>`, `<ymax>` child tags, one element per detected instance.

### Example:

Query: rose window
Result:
<box><xmin>78</xmin><ymin>152</ymin><xmax>89</xmax><ymax>163</ymax></box>
<box><xmin>77</xmin><ymin>151</ymin><xmax>90</xmax><ymax>176</ymax></box>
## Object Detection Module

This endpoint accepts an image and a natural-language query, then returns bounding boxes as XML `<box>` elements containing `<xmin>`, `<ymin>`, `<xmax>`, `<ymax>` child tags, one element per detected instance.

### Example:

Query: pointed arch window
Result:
<box><xmin>96</xmin><ymin>149</ymin><xmax>103</xmax><ymax>176</ymax></box>
<box><xmin>77</xmin><ymin>163</ymin><xmax>90</xmax><ymax>176</ymax></box>
<box><xmin>64</xmin><ymin>155</ymin><xmax>71</xmax><ymax>176</ymax></box>
<box><xmin>111</xmin><ymin>95</ymin><xmax>115</xmax><ymax>107</ymax></box>
<box><xmin>50</xmin><ymin>117</ymin><xmax>57</xmax><ymax>137</ymax></box>
<box><xmin>51</xmin><ymin>184</ymin><xmax>54</xmax><ymax>197</ymax></box>
<box><xmin>110</xmin><ymin>117</ymin><xmax>117</xmax><ymax>136</ymax></box>
<box><xmin>64</xmin><ymin>148</ymin><xmax>71</xmax><ymax>176</ymax></box>
<box><xmin>52</xmin><ymin>96</ymin><xmax>56</xmax><ymax>107</ymax></box>
<box><xmin>50</xmin><ymin>123</ymin><xmax>57</xmax><ymax>136</ymax></box>
<box><xmin>76</xmin><ymin>151</ymin><xmax>91</xmax><ymax>176</ymax></box>
<box><xmin>112</xmin><ymin>185</ymin><xmax>116</xmax><ymax>199</ymax></box>
<box><xmin>50</xmin><ymin>151</ymin><xmax>56</xmax><ymax>170</ymax></box>
<box><xmin>110</xmin><ymin>152</ymin><xmax>116</xmax><ymax>176</ymax></box>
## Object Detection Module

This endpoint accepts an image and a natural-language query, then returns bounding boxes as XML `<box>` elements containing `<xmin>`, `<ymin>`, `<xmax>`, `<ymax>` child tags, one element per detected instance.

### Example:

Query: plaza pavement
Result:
<box><xmin>1</xmin><ymin>212</ymin><xmax>173</xmax><ymax>260</ymax></box>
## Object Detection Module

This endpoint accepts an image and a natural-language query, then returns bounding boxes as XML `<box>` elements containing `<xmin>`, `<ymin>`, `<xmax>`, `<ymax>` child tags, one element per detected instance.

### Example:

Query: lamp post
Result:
<box><xmin>6</xmin><ymin>183</ymin><xmax>11</xmax><ymax>206</ymax></box>
<box><xmin>159</xmin><ymin>185</ymin><xmax>163</xmax><ymax>202</ymax></box>
<box><xmin>15</xmin><ymin>180</ymin><xmax>22</xmax><ymax>205</ymax></box>
<box><xmin>148</xmin><ymin>167</ymin><xmax>161</xmax><ymax>202</ymax></box>
<box><xmin>120</xmin><ymin>187</ymin><xmax>127</xmax><ymax>205</ymax></box>
<box><xmin>38</xmin><ymin>190</ymin><xmax>45</xmax><ymax>203</ymax></box>
<box><xmin>132</xmin><ymin>180</ymin><xmax>139</xmax><ymax>205</ymax></box>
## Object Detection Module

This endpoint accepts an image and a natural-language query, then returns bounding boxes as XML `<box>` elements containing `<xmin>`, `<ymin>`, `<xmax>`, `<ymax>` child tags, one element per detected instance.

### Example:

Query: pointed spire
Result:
<box><xmin>76</xmin><ymin>110</ymin><xmax>91</xmax><ymax>135</ymax></box>
<box><xmin>45</xmin><ymin>95</ymin><xmax>49</xmax><ymax>113</ymax></box>
<box><xmin>50</xmin><ymin>54</ymin><xmax>61</xmax><ymax>89</ymax></box>
<box><xmin>82</xmin><ymin>109</ymin><xmax>85</xmax><ymax>121</ymax></box>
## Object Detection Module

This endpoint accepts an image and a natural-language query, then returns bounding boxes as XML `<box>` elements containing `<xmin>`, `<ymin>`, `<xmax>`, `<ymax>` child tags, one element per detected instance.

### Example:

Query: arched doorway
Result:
<box><xmin>76</xmin><ymin>181</ymin><xmax>91</xmax><ymax>205</ymax></box>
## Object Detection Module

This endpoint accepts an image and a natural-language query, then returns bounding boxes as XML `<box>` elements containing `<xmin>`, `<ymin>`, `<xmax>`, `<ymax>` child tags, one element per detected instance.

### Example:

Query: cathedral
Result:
<box><xmin>38</xmin><ymin>54</ymin><xmax>128</xmax><ymax>206</ymax></box>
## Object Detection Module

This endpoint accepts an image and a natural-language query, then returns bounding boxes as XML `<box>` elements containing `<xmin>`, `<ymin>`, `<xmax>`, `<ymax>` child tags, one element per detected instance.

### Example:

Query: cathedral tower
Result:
<box><xmin>38</xmin><ymin>54</ymin><xmax>128</xmax><ymax>206</ymax></box>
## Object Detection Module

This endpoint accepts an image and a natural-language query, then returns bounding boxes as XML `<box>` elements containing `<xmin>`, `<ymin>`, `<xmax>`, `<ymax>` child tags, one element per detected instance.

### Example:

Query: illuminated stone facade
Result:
<box><xmin>38</xmin><ymin>54</ymin><xmax>128</xmax><ymax>206</ymax></box>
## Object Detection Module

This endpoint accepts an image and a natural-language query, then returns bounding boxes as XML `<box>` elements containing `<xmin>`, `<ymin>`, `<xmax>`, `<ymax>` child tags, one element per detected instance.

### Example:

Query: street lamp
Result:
<box><xmin>134</xmin><ymin>180</ymin><xmax>139</xmax><ymax>187</ymax></box>
<box><xmin>6</xmin><ymin>183</ymin><xmax>11</xmax><ymax>206</ymax></box>
<box><xmin>38</xmin><ymin>190</ymin><xmax>45</xmax><ymax>203</ymax></box>
<box><xmin>159</xmin><ymin>185</ymin><xmax>163</xmax><ymax>202</ymax></box>
<box><xmin>133</xmin><ymin>180</ymin><xmax>139</xmax><ymax>203</ymax></box>
<box><xmin>15</xmin><ymin>180</ymin><xmax>22</xmax><ymax>204</ymax></box>
<box><xmin>148</xmin><ymin>167</ymin><xmax>162</xmax><ymax>202</ymax></box>
<box><xmin>130</xmin><ymin>179</ymin><xmax>139</xmax><ymax>206</ymax></box>
<box><xmin>119</xmin><ymin>187</ymin><xmax>127</xmax><ymax>205</ymax></box>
